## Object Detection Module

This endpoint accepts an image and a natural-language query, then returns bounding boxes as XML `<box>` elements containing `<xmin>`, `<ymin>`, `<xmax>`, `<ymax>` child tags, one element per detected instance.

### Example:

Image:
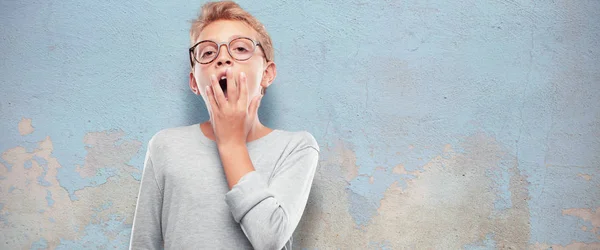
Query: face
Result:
<box><xmin>189</xmin><ymin>20</ymin><xmax>276</xmax><ymax>111</ymax></box>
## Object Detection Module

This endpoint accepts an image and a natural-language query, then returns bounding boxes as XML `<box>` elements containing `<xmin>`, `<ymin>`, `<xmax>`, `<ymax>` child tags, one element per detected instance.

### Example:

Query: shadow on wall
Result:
<box><xmin>257</xmin><ymin>87</ymin><xmax>275</xmax><ymax>127</ymax></box>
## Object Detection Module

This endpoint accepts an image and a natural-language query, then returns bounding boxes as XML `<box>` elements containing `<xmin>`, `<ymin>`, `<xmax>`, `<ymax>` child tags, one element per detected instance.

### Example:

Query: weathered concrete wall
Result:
<box><xmin>1</xmin><ymin>0</ymin><xmax>598</xmax><ymax>249</ymax></box>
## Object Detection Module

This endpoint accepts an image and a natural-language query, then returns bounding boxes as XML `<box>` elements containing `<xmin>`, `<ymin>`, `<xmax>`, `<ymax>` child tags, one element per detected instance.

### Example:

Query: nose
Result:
<box><xmin>215</xmin><ymin>44</ymin><xmax>232</xmax><ymax>67</ymax></box>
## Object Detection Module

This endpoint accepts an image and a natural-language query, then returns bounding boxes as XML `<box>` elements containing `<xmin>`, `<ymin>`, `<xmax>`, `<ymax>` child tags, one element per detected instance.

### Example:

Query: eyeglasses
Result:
<box><xmin>189</xmin><ymin>37</ymin><xmax>264</xmax><ymax>67</ymax></box>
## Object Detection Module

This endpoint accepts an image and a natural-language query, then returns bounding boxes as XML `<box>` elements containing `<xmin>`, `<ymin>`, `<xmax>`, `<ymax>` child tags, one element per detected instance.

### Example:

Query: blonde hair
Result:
<box><xmin>190</xmin><ymin>1</ymin><xmax>274</xmax><ymax>62</ymax></box>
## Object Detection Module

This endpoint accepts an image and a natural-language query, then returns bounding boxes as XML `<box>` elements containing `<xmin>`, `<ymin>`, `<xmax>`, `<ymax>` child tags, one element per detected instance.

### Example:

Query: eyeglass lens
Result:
<box><xmin>193</xmin><ymin>38</ymin><xmax>255</xmax><ymax>64</ymax></box>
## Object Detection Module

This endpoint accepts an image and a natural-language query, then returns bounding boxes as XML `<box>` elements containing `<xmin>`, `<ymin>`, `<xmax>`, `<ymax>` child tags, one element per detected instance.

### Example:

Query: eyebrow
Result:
<box><xmin>197</xmin><ymin>34</ymin><xmax>255</xmax><ymax>44</ymax></box>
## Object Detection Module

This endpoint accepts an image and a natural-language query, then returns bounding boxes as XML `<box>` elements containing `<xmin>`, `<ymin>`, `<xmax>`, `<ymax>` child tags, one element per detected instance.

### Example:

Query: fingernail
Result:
<box><xmin>241</xmin><ymin>72</ymin><xmax>246</xmax><ymax>79</ymax></box>
<box><xmin>205</xmin><ymin>85</ymin><xmax>210</xmax><ymax>92</ymax></box>
<box><xmin>211</xmin><ymin>74</ymin><xmax>216</xmax><ymax>81</ymax></box>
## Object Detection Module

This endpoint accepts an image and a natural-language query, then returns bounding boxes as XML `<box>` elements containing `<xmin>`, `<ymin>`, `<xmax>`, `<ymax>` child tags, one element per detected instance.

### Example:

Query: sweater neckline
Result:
<box><xmin>193</xmin><ymin>123</ymin><xmax>281</xmax><ymax>149</ymax></box>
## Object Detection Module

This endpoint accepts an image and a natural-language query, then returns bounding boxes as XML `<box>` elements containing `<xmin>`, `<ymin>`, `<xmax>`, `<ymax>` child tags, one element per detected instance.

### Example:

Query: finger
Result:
<box><xmin>248</xmin><ymin>94</ymin><xmax>262</xmax><ymax>120</ymax></box>
<box><xmin>210</xmin><ymin>74</ymin><xmax>226</xmax><ymax>106</ymax></box>
<box><xmin>206</xmin><ymin>85</ymin><xmax>219</xmax><ymax>112</ymax></box>
<box><xmin>226</xmin><ymin>67</ymin><xmax>238</xmax><ymax>103</ymax></box>
<box><xmin>238</xmin><ymin>71</ymin><xmax>248</xmax><ymax>107</ymax></box>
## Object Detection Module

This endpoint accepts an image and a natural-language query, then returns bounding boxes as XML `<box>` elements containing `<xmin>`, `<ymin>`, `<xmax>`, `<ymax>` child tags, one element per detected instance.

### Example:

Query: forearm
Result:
<box><xmin>239</xmin><ymin>196</ymin><xmax>293</xmax><ymax>250</ymax></box>
<box><xmin>224</xmin><ymin>144</ymin><xmax>319</xmax><ymax>249</ymax></box>
<box><xmin>218</xmin><ymin>142</ymin><xmax>255</xmax><ymax>189</ymax></box>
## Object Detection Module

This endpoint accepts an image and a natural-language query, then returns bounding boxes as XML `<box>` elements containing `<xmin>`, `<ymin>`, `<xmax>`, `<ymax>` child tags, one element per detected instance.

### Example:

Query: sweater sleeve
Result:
<box><xmin>225</xmin><ymin>134</ymin><xmax>319</xmax><ymax>250</ymax></box>
<box><xmin>129</xmin><ymin>147</ymin><xmax>164</xmax><ymax>250</ymax></box>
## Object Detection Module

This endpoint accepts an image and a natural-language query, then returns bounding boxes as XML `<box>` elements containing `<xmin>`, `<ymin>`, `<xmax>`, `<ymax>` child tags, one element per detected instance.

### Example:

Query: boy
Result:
<box><xmin>129</xmin><ymin>1</ymin><xmax>319</xmax><ymax>249</ymax></box>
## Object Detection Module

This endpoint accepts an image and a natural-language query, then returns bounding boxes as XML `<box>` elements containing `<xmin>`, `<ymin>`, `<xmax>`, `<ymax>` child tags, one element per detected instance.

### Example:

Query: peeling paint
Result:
<box><xmin>0</xmin><ymin>123</ymin><xmax>141</xmax><ymax>248</ymax></box>
<box><xmin>295</xmin><ymin>133</ymin><xmax>531</xmax><ymax>248</ymax></box>
<box><xmin>17</xmin><ymin>118</ymin><xmax>34</xmax><ymax>136</ymax></box>
<box><xmin>578</xmin><ymin>174</ymin><xmax>593</xmax><ymax>181</ymax></box>
<box><xmin>562</xmin><ymin>208</ymin><xmax>600</xmax><ymax>235</ymax></box>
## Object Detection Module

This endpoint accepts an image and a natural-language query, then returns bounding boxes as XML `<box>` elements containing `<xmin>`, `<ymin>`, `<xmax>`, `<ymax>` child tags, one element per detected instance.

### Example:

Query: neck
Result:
<box><xmin>200</xmin><ymin>118</ymin><xmax>273</xmax><ymax>143</ymax></box>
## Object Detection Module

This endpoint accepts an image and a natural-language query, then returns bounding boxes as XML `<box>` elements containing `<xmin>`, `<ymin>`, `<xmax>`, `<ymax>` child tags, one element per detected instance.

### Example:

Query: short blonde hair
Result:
<box><xmin>190</xmin><ymin>1</ymin><xmax>274</xmax><ymax>62</ymax></box>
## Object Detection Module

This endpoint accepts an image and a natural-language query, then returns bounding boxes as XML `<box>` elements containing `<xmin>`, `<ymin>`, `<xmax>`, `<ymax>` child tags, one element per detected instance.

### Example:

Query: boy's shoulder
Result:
<box><xmin>275</xmin><ymin>129</ymin><xmax>320</xmax><ymax>152</ymax></box>
<box><xmin>147</xmin><ymin>124</ymin><xmax>197</xmax><ymax>149</ymax></box>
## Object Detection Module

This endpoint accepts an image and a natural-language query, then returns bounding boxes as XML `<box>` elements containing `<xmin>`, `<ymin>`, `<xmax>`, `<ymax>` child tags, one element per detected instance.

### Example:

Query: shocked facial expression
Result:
<box><xmin>189</xmin><ymin>20</ymin><xmax>275</xmax><ymax>111</ymax></box>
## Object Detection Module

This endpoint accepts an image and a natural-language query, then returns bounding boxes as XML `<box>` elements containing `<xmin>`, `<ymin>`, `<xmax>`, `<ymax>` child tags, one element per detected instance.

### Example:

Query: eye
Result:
<box><xmin>233</xmin><ymin>47</ymin><xmax>249</xmax><ymax>53</ymax></box>
<box><xmin>201</xmin><ymin>51</ymin><xmax>215</xmax><ymax>58</ymax></box>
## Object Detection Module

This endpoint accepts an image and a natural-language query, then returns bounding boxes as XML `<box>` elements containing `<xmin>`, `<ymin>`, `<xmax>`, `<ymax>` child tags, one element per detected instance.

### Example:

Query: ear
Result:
<box><xmin>261</xmin><ymin>61</ymin><xmax>277</xmax><ymax>89</ymax></box>
<box><xmin>189</xmin><ymin>72</ymin><xmax>199</xmax><ymax>95</ymax></box>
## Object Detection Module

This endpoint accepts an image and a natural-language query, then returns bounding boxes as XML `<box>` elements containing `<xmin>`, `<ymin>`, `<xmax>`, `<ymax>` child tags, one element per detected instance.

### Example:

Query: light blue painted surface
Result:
<box><xmin>464</xmin><ymin>233</ymin><xmax>496</xmax><ymax>250</ymax></box>
<box><xmin>45</xmin><ymin>190</ymin><xmax>54</xmax><ymax>207</ymax></box>
<box><xmin>1</xmin><ymin>0</ymin><xmax>599</xmax><ymax>248</ymax></box>
<box><xmin>30</xmin><ymin>238</ymin><xmax>48</xmax><ymax>250</ymax></box>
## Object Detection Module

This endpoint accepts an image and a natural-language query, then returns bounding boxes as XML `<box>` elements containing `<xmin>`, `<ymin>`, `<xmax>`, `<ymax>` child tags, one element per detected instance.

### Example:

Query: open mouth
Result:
<box><xmin>218</xmin><ymin>76</ymin><xmax>228</xmax><ymax>98</ymax></box>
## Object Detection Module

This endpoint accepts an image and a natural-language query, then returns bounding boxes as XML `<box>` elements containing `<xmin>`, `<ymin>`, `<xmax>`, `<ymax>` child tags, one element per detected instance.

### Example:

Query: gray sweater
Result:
<box><xmin>129</xmin><ymin>124</ymin><xmax>319</xmax><ymax>250</ymax></box>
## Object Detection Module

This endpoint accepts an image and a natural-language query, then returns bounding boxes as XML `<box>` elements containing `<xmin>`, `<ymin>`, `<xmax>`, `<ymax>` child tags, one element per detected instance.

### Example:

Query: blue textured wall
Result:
<box><xmin>1</xmin><ymin>0</ymin><xmax>599</xmax><ymax>249</ymax></box>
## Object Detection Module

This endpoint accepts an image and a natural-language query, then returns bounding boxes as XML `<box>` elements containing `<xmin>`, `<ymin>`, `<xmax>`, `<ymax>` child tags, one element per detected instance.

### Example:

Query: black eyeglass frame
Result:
<box><xmin>188</xmin><ymin>37</ymin><xmax>266</xmax><ymax>67</ymax></box>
